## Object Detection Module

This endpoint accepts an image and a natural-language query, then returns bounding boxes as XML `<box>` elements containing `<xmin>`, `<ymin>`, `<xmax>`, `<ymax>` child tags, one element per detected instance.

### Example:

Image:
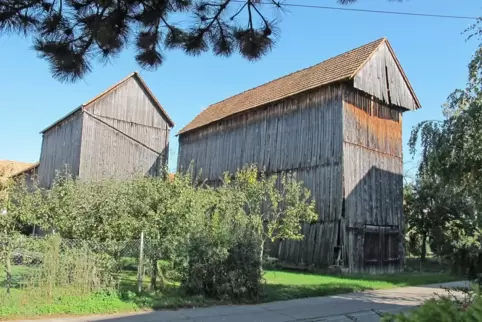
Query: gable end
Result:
<box><xmin>353</xmin><ymin>41</ymin><xmax>420</xmax><ymax>111</ymax></box>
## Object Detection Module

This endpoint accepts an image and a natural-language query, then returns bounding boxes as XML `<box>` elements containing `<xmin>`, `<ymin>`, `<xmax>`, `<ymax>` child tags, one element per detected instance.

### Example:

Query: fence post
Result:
<box><xmin>137</xmin><ymin>231</ymin><xmax>144</xmax><ymax>293</ymax></box>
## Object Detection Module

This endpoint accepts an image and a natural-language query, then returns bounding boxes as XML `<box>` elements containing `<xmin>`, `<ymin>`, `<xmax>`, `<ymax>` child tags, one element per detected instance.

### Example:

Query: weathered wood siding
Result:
<box><xmin>342</xmin><ymin>88</ymin><xmax>404</xmax><ymax>273</ymax></box>
<box><xmin>354</xmin><ymin>42</ymin><xmax>418</xmax><ymax>111</ymax></box>
<box><xmin>79</xmin><ymin>78</ymin><xmax>171</xmax><ymax>180</ymax></box>
<box><xmin>79</xmin><ymin>113</ymin><xmax>163</xmax><ymax>179</ymax></box>
<box><xmin>179</xmin><ymin>85</ymin><xmax>345</xmax><ymax>268</ymax></box>
<box><xmin>87</xmin><ymin>76</ymin><xmax>171</xmax><ymax>128</ymax></box>
<box><xmin>179</xmin><ymin>85</ymin><xmax>344</xmax><ymax>219</ymax></box>
<box><xmin>179</xmin><ymin>82</ymin><xmax>406</xmax><ymax>273</ymax></box>
<box><xmin>38</xmin><ymin>111</ymin><xmax>83</xmax><ymax>188</ymax></box>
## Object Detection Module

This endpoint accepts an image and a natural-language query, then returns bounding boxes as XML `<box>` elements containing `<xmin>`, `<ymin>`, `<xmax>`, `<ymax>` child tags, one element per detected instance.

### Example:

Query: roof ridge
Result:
<box><xmin>349</xmin><ymin>38</ymin><xmax>387</xmax><ymax>78</ymax></box>
<box><xmin>41</xmin><ymin>72</ymin><xmax>174</xmax><ymax>133</ymax></box>
<box><xmin>203</xmin><ymin>38</ymin><xmax>386</xmax><ymax>110</ymax></box>
<box><xmin>132</xmin><ymin>73</ymin><xmax>175</xmax><ymax>127</ymax></box>
<box><xmin>178</xmin><ymin>37</ymin><xmax>387</xmax><ymax>135</ymax></box>
<box><xmin>83</xmin><ymin>72</ymin><xmax>137</xmax><ymax>107</ymax></box>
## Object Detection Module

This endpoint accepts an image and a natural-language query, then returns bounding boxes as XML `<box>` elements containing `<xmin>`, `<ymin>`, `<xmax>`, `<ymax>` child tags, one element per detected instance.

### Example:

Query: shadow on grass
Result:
<box><xmin>114</xmin><ymin>282</ymin><xmax>377</xmax><ymax>310</ymax></box>
<box><xmin>120</xmin><ymin>289</ymin><xmax>228</xmax><ymax>311</ymax></box>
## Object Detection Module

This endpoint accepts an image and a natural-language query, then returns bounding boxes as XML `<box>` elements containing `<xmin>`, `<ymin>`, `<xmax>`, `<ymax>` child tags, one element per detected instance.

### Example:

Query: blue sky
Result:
<box><xmin>0</xmin><ymin>0</ymin><xmax>480</xmax><ymax>175</ymax></box>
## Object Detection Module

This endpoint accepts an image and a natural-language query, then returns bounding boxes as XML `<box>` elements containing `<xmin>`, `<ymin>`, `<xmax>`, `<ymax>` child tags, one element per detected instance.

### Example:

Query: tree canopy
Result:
<box><xmin>407</xmin><ymin>37</ymin><xmax>482</xmax><ymax>276</ymax></box>
<box><xmin>2</xmin><ymin>0</ymin><xmax>397</xmax><ymax>82</ymax></box>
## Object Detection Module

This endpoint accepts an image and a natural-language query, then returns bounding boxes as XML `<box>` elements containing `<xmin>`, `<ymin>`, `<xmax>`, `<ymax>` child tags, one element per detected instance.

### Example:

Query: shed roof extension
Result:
<box><xmin>41</xmin><ymin>72</ymin><xmax>174</xmax><ymax>133</ymax></box>
<box><xmin>10</xmin><ymin>162</ymin><xmax>40</xmax><ymax>178</ymax></box>
<box><xmin>0</xmin><ymin>160</ymin><xmax>38</xmax><ymax>178</ymax></box>
<box><xmin>179</xmin><ymin>38</ymin><xmax>420</xmax><ymax>135</ymax></box>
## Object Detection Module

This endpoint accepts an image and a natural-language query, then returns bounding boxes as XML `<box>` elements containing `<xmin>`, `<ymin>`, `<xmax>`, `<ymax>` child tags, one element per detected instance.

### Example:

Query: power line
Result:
<box><xmin>246</xmin><ymin>1</ymin><xmax>479</xmax><ymax>20</ymax></box>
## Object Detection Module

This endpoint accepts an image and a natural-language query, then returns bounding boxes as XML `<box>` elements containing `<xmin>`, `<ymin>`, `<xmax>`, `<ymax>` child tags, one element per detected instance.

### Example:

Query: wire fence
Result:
<box><xmin>0</xmin><ymin>234</ymin><xmax>155</xmax><ymax>299</ymax></box>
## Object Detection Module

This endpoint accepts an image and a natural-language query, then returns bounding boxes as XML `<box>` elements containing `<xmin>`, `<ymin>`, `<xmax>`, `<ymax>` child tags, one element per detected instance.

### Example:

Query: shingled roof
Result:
<box><xmin>179</xmin><ymin>38</ymin><xmax>419</xmax><ymax>135</ymax></box>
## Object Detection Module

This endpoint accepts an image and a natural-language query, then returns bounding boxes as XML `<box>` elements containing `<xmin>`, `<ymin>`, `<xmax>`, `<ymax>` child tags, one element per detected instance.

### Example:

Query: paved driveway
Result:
<box><xmin>17</xmin><ymin>281</ymin><xmax>468</xmax><ymax>322</ymax></box>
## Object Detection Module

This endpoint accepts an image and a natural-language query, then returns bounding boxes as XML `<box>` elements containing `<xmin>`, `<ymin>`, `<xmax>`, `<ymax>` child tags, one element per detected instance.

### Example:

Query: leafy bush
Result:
<box><xmin>382</xmin><ymin>286</ymin><xmax>482</xmax><ymax>321</ymax></box>
<box><xmin>4</xmin><ymin>165</ymin><xmax>316</xmax><ymax>302</ymax></box>
<box><xmin>176</xmin><ymin>186</ymin><xmax>263</xmax><ymax>300</ymax></box>
<box><xmin>175</xmin><ymin>166</ymin><xmax>316</xmax><ymax>300</ymax></box>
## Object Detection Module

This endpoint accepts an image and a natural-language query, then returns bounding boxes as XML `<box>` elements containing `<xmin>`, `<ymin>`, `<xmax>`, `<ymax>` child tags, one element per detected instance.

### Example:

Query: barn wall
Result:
<box><xmin>38</xmin><ymin>111</ymin><xmax>83</xmax><ymax>188</ymax></box>
<box><xmin>353</xmin><ymin>42</ymin><xmax>418</xmax><ymax>111</ymax></box>
<box><xmin>79</xmin><ymin>113</ymin><xmax>164</xmax><ymax>180</ymax></box>
<box><xmin>79</xmin><ymin>76</ymin><xmax>171</xmax><ymax>180</ymax></box>
<box><xmin>179</xmin><ymin>85</ymin><xmax>344</xmax><ymax>221</ymax></box>
<box><xmin>342</xmin><ymin>88</ymin><xmax>404</xmax><ymax>273</ymax></box>
<box><xmin>179</xmin><ymin>85</ymin><xmax>345</xmax><ymax>268</ymax></box>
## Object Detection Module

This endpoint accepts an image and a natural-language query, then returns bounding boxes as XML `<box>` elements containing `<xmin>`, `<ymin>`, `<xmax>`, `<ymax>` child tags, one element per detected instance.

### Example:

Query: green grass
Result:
<box><xmin>0</xmin><ymin>289</ymin><xmax>141</xmax><ymax>318</ymax></box>
<box><xmin>263</xmin><ymin>270</ymin><xmax>460</xmax><ymax>301</ymax></box>
<box><xmin>0</xmin><ymin>265</ymin><xmax>460</xmax><ymax>320</ymax></box>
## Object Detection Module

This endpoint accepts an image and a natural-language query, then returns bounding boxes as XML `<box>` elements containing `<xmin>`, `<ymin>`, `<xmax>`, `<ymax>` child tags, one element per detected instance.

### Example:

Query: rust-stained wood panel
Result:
<box><xmin>354</xmin><ymin>42</ymin><xmax>418</xmax><ymax>111</ymax></box>
<box><xmin>343</xmin><ymin>89</ymin><xmax>403</xmax><ymax>158</ymax></box>
<box><xmin>38</xmin><ymin>111</ymin><xmax>83</xmax><ymax>188</ymax></box>
<box><xmin>342</xmin><ymin>87</ymin><xmax>404</xmax><ymax>273</ymax></box>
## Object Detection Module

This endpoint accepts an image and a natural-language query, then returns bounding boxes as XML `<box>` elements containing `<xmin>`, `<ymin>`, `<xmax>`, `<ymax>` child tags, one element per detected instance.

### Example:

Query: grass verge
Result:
<box><xmin>263</xmin><ymin>270</ymin><xmax>460</xmax><ymax>301</ymax></box>
<box><xmin>0</xmin><ymin>267</ymin><xmax>460</xmax><ymax>319</ymax></box>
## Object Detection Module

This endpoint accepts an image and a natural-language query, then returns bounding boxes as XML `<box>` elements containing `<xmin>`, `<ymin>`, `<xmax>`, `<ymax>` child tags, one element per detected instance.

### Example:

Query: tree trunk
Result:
<box><xmin>421</xmin><ymin>232</ymin><xmax>427</xmax><ymax>262</ymax></box>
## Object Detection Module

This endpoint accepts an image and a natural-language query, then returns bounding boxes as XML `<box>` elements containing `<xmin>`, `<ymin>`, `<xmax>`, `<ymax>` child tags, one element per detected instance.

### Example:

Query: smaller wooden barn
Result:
<box><xmin>178</xmin><ymin>38</ymin><xmax>421</xmax><ymax>273</ymax></box>
<box><xmin>36</xmin><ymin>72</ymin><xmax>174</xmax><ymax>188</ymax></box>
<box><xmin>10</xmin><ymin>162</ymin><xmax>39</xmax><ymax>189</ymax></box>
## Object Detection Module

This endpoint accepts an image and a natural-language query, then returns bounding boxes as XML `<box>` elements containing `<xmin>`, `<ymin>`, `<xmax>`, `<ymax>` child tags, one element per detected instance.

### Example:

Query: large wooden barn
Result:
<box><xmin>177</xmin><ymin>38</ymin><xmax>421</xmax><ymax>273</ymax></box>
<box><xmin>35</xmin><ymin>72</ymin><xmax>174</xmax><ymax>188</ymax></box>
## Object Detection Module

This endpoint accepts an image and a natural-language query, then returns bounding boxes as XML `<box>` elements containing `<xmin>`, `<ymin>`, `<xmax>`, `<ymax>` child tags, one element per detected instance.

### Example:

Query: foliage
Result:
<box><xmin>227</xmin><ymin>166</ymin><xmax>317</xmax><ymax>253</ymax></box>
<box><xmin>407</xmin><ymin>43</ymin><xmax>482</xmax><ymax>279</ymax></box>
<box><xmin>174</xmin><ymin>166</ymin><xmax>316</xmax><ymax>299</ymax></box>
<box><xmin>32</xmin><ymin>169</ymin><xmax>205</xmax><ymax>290</ymax></box>
<box><xmin>3</xmin><ymin>165</ymin><xmax>316</xmax><ymax>301</ymax></box>
<box><xmin>1</xmin><ymin>0</ymin><xmax>394</xmax><ymax>82</ymax></box>
<box><xmin>403</xmin><ymin>177</ymin><xmax>474</xmax><ymax>263</ymax></box>
<box><xmin>382</xmin><ymin>286</ymin><xmax>482</xmax><ymax>322</ymax></box>
<box><xmin>0</xmin><ymin>174</ymin><xmax>44</xmax><ymax>293</ymax></box>
<box><xmin>177</xmin><ymin>198</ymin><xmax>263</xmax><ymax>299</ymax></box>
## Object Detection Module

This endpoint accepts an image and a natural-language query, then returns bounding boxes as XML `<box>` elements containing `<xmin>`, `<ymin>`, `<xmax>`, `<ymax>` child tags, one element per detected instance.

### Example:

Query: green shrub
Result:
<box><xmin>177</xmin><ymin>204</ymin><xmax>263</xmax><ymax>300</ymax></box>
<box><xmin>382</xmin><ymin>286</ymin><xmax>482</xmax><ymax>321</ymax></box>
